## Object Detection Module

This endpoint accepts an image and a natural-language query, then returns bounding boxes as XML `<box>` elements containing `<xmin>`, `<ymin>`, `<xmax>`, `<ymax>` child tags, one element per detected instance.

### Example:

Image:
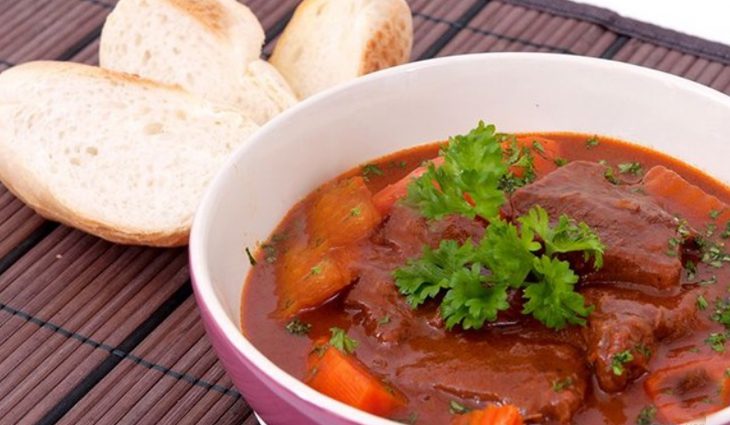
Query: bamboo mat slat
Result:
<box><xmin>0</xmin><ymin>1</ymin><xmax>729</xmax><ymax>424</ymax></box>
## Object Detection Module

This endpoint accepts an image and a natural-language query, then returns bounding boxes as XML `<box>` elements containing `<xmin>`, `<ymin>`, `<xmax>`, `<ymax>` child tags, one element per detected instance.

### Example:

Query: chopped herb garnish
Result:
<box><xmin>636</xmin><ymin>343</ymin><xmax>652</xmax><ymax>358</ymax></box>
<box><xmin>618</xmin><ymin>162</ymin><xmax>643</xmax><ymax>176</ymax></box>
<box><xmin>378</xmin><ymin>315</ymin><xmax>391</xmax><ymax>325</ymax></box>
<box><xmin>449</xmin><ymin>400</ymin><xmax>470</xmax><ymax>415</ymax></box>
<box><xmin>636</xmin><ymin>405</ymin><xmax>657</xmax><ymax>425</ymax></box>
<box><xmin>611</xmin><ymin>350</ymin><xmax>634</xmax><ymax>376</ymax></box>
<box><xmin>586</xmin><ymin>136</ymin><xmax>600</xmax><ymax>149</ymax></box>
<box><xmin>604</xmin><ymin>166</ymin><xmax>619</xmax><ymax>185</ymax></box>
<box><xmin>700</xmin><ymin>275</ymin><xmax>717</xmax><ymax>286</ymax></box>
<box><xmin>706</xmin><ymin>223</ymin><xmax>717</xmax><ymax>238</ymax></box>
<box><xmin>710</xmin><ymin>209</ymin><xmax>722</xmax><ymax>219</ymax></box>
<box><xmin>552</xmin><ymin>377</ymin><xmax>573</xmax><ymax>392</ymax></box>
<box><xmin>554</xmin><ymin>157</ymin><xmax>568</xmax><ymax>167</ymax></box>
<box><xmin>262</xmin><ymin>243</ymin><xmax>277</xmax><ymax>264</ymax></box>
<box><xmin>532</xmin><ymin>140</ymin><xmax>545</xmax><ymax>154</ymax></box>
<box><xmin>350</xmin><ymin>206</ymin><xmax>362</xmax><ymax>217</ymax></box>
<box><xmin>685</xmin><ymin>260</ymin><xmax>697</xmax><ymax>281</ymax></box>
<box><xmin>361</xmin><ymin>164</ymin><xmax>384</xmax><ymax>180</ymax></box>
<box><xmin>698</xmin><ymin>238</ymin><xmax>730</xmax><ymax>268</ymax></box>
<box><xmin>712</xmin><ymin>298</ymin><xmax>730</xmax><ymax>328</ymax></box>
<box><xmin>329</xmin><ymin>327</ymin><xmax>359</xmax><ymax>354</ymax></box>
<box><xmin>697</xmin><ymin>294</ymin><xmax>709</xmax><ymax>310</ymax></box>
<box><xmin>499</xmin><ymin>135</ymin><xmax>537</xmax><ymax>193</ymax></box>
<box><xmin>722</xmin><ymin>221</ymin><xmax>730</xmax><ymax>239</ymax></box>
<box><xmin>285</xmin><ymin>318</ymin><xmax>311</xmax><ymax>336</ymax></box>
<box><xmin>310</xmin><ymin>264</ymin><xmax>323</xmax><ymax>275</ymax></box>
<box><xmin>706</xmin><ymin>332</ymin><xmax>727</xmax><ymax>352</ymax></box>
<box><xmin>245</xmin><ymin>247</ymin><xmax>257</xmax><ymax>266</ymax></box>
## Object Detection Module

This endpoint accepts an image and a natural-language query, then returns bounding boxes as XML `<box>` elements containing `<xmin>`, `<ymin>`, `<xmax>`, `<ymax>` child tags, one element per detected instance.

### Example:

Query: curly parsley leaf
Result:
<box><xmin>441</xmin><ymin>265</ymin><xmax>510</xmax><ymax>330</ymax></box>
<box><xmin>477</xmin><ymin>217</ymin><xmax>539</xmax><ymax>288</ymax></box>
<box><xmin>522</xmin><ymin>256</ymin><xmax>592</xmax><ymax>329</ymax></box>
<box><xmin>405</xmin><ymin>121</ymin><xmax>507</xmax><ymax>219</ymax></box>
<box><xmin>519</xmin><ymin>206</ymin><xmax>605</xmax><ymax>268</ymax></box>
<box><xmin>394</xmin><ymin>240</ymin><xmax>475</xmax><ymax>307</ymax></box>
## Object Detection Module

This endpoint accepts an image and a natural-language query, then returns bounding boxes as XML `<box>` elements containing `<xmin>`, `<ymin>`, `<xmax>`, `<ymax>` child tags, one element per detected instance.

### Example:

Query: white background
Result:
<box><xmin>578</xmin><ymin>0</ymin><xmax>730</xmax><ymax>45</ymax></box>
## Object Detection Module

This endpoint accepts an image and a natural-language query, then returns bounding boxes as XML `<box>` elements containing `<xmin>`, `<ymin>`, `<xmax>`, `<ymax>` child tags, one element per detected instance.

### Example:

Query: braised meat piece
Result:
<box><xmin>510</xmin><ymin>161</ymin><xmax>684</xmax><ymax>291</ymax></box>
<box><xmin>582</xmin><ymin>287</ymin><xmax>699</xmax><ymax>392</ymax></box>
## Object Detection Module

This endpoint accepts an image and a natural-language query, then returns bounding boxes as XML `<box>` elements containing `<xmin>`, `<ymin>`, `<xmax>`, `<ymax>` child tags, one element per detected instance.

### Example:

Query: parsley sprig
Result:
<box><xmin>405</xmin><ymin>122</ymin><xmax>507</xmax><ymax>220</ymax></box>
<box><xmin>395</xmin><ymin>122</ymin><xmax>605</xmax><ymax>331</ymax></box>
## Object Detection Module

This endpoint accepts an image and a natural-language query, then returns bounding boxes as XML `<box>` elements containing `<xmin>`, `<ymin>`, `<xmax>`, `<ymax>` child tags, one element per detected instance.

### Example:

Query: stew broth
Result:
<box><xmin>242</xmin><ymin>133</ymin><xmax>730</xmax><ymax>424</ymax></box>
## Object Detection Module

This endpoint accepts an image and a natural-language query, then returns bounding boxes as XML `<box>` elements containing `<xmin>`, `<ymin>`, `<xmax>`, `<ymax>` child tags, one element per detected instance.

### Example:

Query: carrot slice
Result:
<box><xmin>372</xmin><ymin>157</ymin><xmax>445</xmax><ymax>215</ymax></box>
<box><xmin>451</xmin><ymin>405</ymin><xmax>524</xmax><ymax>425</ymax></box>
<box><xmin>307</xmin><ymin>345</ymin><xmax>406</xmax><ymax>417</ymax></box>
<box><xmin>275</xmin><ymin>242</ymin><xmax>356</xmax><ymax>318</ymax></box>
<box><xmin>512</xmin><ymin>135</ymin><xmax>560</xmax><ymax>179</ymax></box>
<box><xmin>644</xmin><ymin>358</ymin><xmax>730</xmax><ymax>423</ymax></box>
<box><xmin>308</xmin><ymin>177</ymin><xmax>381</xmax><ymax>247</ymax></box>
<box><xmin>643</xmin><ymin>165</ymin><xmax>730</xmax><ymax>225</ymax></box>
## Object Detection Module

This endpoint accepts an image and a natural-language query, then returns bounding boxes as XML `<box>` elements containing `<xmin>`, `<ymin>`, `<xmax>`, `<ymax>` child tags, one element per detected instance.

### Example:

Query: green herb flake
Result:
<box><xmin>310</xmin><ymin>264</ymin><xmax>323</xmax><ymax>276</ymax></box>
<box><xmin>532</xmin><ymin>140</ymin><xmax>545</xmax><ymax>154</ymax></box>
<box><xmin>721</xmin><ymin>222</ymin><xmax>730</xmax><ymax>239</ymax></box>
<box><xmin>636</xmin><ymin>405</ymin><xmax>657</xmax><ymax>425</ymax></box>
<box><xmin>636</xmin><ymin>343</ymin><xmax>652</xmax><ymax>358</ymax></box>
<box><xmin>697</xmin><ymin>294</ymin><xmax>709</xmax><ymax>311</ymax></box>
<box><xmin>705</xmin><ymin>332</ymin><xmax>727</xmax><ymax>353</ymax></box>
<box><xmin>329</xmin><ymin>327</ymin><xmax>359</xmax><ymax>354</ymax></box>
<box><xmin>378</xmin><ymin>315</ymin><xmax>391</xmax><ymax>326</ymax></box>
<box><xmin>685</xmin><ymin>260</ymin><xmax>697</xmax><ymax>281</ymax></box>
<box><xmin>350</xmin><ymin>206</ymin><xmax>362</xmax><ymax>217</ymax></box>
<box><xmin>245</xmin><ymin>247</ymin><xmax>257</xmax><ymax>266</ymax></box>
<box><xmin>706</xmin><ymin>223</ymin><xmax>718</xmax><ymax>238</ymax></box>
<box><xmin>361</xmin><ymin>164</ymin><xmax>384</xmax><ymax>180</ymax></box>
<box><xmin>712</xmin><ymin>298</ymin><xmax>730</xmax><ymax>328</ymax></box>
<box><xmin>617</xmin><ymin>162</ymin><xmax>644</xmax><ymax>176</ymax></box>
<box><xmin>700</xmin><ymin>275</ymin><xmax>717</xmax><ymax>286</ymax></box>
<box><xmin>285</xmin><ymin>318</ymin><xmax>312</xmax><ymax>336</ymax></box>
<box><xmin>448</xmin><ymin>400</ymin><xmax>470</xmax><ymax>415</ymax></box>
<box><xmin>604</xmin><ymin>166</ymin><xmax>620</xmax><ymax>185</ymax></box>
<box><xmin>586</xmin><ymin>136</ymin><xmax>600</xmax><ymax>149</ymax></box>
<box><xmin>262</xmin><ymin>243</ymin><xmax>277</xmax><ymax>264</ymax></box>
<box><xmin>554</xmin><ymin>157</ymin><xmax>569</xmax><ymax>167</ymax></box>
<box><xmin>611</xmin><ymin>350</ymin><xmax>634</xmax><ymax>376</ymax></box>
<box><xmin>552</xmin><ymin>377</ymin><xmax>573</xmax><ymax>392</ymax></box>
<box><xmin>710</xmin><ymin>209</ymin><xmax>722</xmax><ymax>220</ymax></box>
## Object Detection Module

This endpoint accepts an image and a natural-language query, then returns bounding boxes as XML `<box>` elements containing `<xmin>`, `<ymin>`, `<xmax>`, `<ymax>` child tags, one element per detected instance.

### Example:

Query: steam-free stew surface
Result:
<box><xmin>242</xmin><ymin>133</ymin><xmax>730</xmax><ymax>424</ymax></box>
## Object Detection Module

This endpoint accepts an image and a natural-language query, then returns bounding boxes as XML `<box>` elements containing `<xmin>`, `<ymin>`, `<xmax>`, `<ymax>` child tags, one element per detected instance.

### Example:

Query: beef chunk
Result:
<box><xmin>394</xmin><ymin>336</ymin><xmax>588</xmax><ymax>424</ymax></box>
<box><xmin>582</xmin><ymin>287</ymin><xmax>698</xmax><ymax>392</ymax></box>
<box><xmin>510</xmin><ymin>161</ymin><xmax>683</xmax><ymax>291</ymax></box>
<box><xmin>380</xmin><ymin>204</ymin><xmax>484</xmax><ymax>259</ymax></box>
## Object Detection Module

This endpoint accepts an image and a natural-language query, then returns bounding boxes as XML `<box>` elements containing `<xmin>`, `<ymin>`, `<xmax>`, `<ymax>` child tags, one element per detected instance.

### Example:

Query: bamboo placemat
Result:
<box><xmin>0</xmin><ymin>1</ymin><xmax>728</xmax><ymax>424</ymax></box>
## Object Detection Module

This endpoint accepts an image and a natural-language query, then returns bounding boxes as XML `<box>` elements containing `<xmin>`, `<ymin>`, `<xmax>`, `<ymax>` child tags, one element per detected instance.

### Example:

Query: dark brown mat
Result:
<box><xmin>0</xmin><ymin>1</ymin><xmax>728</xmax><ymax>424</ymax></box>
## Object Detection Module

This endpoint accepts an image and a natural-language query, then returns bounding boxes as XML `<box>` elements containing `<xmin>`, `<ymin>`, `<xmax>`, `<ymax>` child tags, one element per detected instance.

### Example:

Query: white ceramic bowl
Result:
<box><xmin>189</xmin><ymin>53</ymin><xmax>730</xmax><ymax>425</ymax></box>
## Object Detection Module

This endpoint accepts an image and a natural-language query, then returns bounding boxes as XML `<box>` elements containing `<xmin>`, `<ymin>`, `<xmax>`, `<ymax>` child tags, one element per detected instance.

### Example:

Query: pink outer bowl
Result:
<box><xmin>189</xmin><ymin>53</ymin><xmax>730</xmax><ymax>425</ymax></box>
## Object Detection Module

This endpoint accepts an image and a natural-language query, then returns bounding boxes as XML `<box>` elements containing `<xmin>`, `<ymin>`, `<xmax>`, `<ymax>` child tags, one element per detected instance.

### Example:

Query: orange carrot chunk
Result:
<box><xmin>307</xmin><ymin>345</ymin><xmax>406</xmax><ymax>417</ymax></box>
<box><xmin>372</xmin><ymin>157</ymin><xmax>445</xmax><ymax>215</ymax></box>
<box><xmin>644</xmin><ymin>359</ymin><xmax>730</xmax><ymax>424</ymax></box>
<box><xmin>643</xmin><ymin>165</ymin><xmax>730</xmax><ymax>225</ymax></box>
<box><xmin>512</xmin><ymin>135</ymin><xmax>561</xmax><ymax>179</ymax></box>
<box><xmin>275</xmin><ymin>242</ymin><xmax>356</xmax><ymax>319</ymax></box>
<box><xmin>451</xmin><ymin>405</ymin><xmax>524</xmax><ymax>425</ymax></box>
<box><xmin>308</xmin><ymin>176</ymin><xmax>381</xmax><ymax>246</ymax></box>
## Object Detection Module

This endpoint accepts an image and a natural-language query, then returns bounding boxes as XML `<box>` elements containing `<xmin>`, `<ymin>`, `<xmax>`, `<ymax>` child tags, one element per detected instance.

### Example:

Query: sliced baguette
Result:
<box><xmin>270</xmin><ymin>0</ymin><xmax>413</xmax><ymax>99</ymax></box>
<box><xmin>99</xmin><ymin>0</ymin><xmax>297</xmax><ymax>125</ymax></box>
<box><xmin>0</xmin><ymin>61</ymin><xmax>258</xmax><ymax>246</ymax></box>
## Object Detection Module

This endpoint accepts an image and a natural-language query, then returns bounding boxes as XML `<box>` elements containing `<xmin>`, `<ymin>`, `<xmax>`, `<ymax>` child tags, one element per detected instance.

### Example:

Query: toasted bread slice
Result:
<box><xmin>0</xmin><ymin>61</ymin><xmax>258</xmax><ymax>246</ymax></box>
<box><xmin>100</xmin><ymin>0</ymin><xmax>297</xmax><ymax>125</ymax></box>
<box><xmin>270</xmin><ymin>0</ymin><xmax>413</xmax><ymax>99</ymax></box>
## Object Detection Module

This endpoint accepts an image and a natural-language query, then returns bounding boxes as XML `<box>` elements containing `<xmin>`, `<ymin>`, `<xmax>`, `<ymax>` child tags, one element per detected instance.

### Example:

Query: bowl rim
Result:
<box><xmin>189</xmin><ymin>52</ymin><xmax>730</xmax><ymax>425</ymax></box>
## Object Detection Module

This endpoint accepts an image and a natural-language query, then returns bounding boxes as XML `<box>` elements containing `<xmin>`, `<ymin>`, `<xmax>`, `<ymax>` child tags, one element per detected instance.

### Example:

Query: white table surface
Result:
<box><xmin>578</xmin><ymin>0</ymin><xmax>730</xmax><ymax>46</ymax></box>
